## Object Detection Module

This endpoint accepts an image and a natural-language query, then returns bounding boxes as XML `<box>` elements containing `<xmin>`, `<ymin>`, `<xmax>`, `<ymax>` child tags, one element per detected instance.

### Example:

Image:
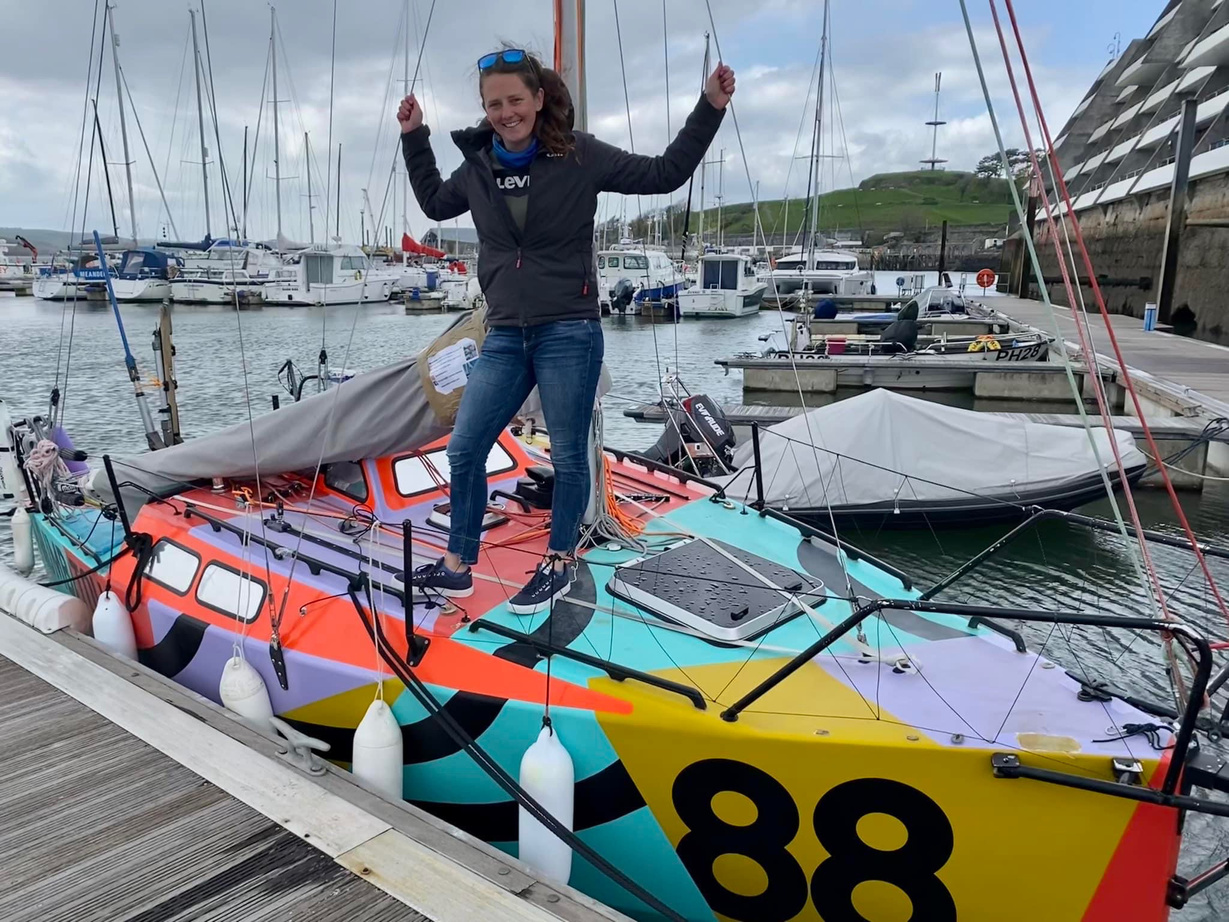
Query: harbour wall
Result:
<box><xmin>1033</xmin><ymin>172</ymin><xmax>1229</xmax><ymax>344</ymax></box>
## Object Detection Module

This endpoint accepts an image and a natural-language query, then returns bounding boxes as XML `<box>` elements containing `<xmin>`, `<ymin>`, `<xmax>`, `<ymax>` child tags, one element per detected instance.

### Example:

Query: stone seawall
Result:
<box><xmin>1034</xmin><ymin>172</ymin><xmax>1229</xmax><ymax>345</ymax></box>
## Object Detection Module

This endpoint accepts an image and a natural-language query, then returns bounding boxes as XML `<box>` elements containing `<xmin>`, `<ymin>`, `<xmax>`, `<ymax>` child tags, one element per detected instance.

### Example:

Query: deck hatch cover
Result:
<box><xmin>606</xmin><ymin>538</ymin><xmax>825</xmax><ymax>641</ymax></box>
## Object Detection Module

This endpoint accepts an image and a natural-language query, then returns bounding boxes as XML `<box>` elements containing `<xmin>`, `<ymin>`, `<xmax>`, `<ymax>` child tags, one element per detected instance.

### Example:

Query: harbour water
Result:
<box><xmin>2</xmin><ymin>289</ymin><xmax>1228</xmax><ymax>915</ymax></box>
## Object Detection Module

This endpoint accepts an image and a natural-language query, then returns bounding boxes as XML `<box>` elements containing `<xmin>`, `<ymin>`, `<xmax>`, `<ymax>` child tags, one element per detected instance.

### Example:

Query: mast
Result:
<box><xmin>107</xmin><ymin>2</ymin><xmax>139</xmax><ymax>246</ymax></box>
<box><xmin>808</xmin><ymin>0</ymin><xmax>830</xmax><ymax>268</ymax></box>
<box><xmin>304</xmin><ymin>132</ymin><xmax>315</xmax><ymax>245</ymax></box>
<box><xmin>698</xmin><ymin>33</ymin><xmax>710</xmax><ymax>253</ymax></box>
<box><xmin>271</xmin><ymin>6</ymin><xmax>283</xmax><ymax>244</ymax></box>
<box><xmin>189</xmin><ymin>9</ymin><xmax>212</xmax><ymax>238</ymax></box>
<box><xmin>717</xmin><ymin>147</ymin><xmax>724</xmax><ymax>249</ymax></box>
<box><xmin>555</xmin><ymin>0</ymin><xmax>587</xmax><ymax>131</ymax></box>
<box><xmin>335</xmin><ymin>143</ymin><xmax>342</xmax><ymax>241</ymax></box>
<box><xmin>241</xmin><ymin>126</ymin><xmax>248</xmax><ymax>239</ymax></box>
<box><xmin>402</xmin><ymin>0</ymin><xmax>410</xmax><ymax>243</ymax></box>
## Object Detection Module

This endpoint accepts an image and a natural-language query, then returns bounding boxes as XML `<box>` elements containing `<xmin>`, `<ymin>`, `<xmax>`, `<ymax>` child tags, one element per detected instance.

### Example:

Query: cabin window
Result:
<box><xmin>143</xmin><ymin>539</ymin><xmax>200</xmax><ymax>596</ymax></box>
<box><xmin>124</xmin><ymin>253</ymin><xmax>148</xmax><ymax>274</ymax></box>
<box><xmin>623</xmin><ymin>254</ymin><xmax>648</xmax><ymax>271</ymax></box>
<box><xmin>607</xmin><ymin>256</ymin><xmax>620</xmax><ymax>268</ymax></box>
<box><xmin>324</xmin><ymin>461</ymin><xmax>369</xmax><ymax>502</ymax></box>
<box><xmin>597</xmin><ymin>256</ymin><xmax>606</xmax><ymax>269</ymax></box>
<box><xmin>703</xmin><ymin>260</ymin><xmax>739</xmax><ymax>290</ymax></box>
<box><xmin>196</xmin><ymin>563</ymin><xmax>267</xmax><ymax>624</ymax></box>
<box><xmin>393</xmin><ymin>442</ymin><xmax>516</xmax><ymax>497</ymax></box>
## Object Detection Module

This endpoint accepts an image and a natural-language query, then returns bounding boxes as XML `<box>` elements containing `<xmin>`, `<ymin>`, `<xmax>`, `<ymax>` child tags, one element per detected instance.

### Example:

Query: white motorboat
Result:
<box><xmin>677</xmin><ymin>253</ymin><xmax>767</xmax><ymax>318</ymax></box>
<box><xmin>599</xmin><ymin>247</ymin><xmax>686</xmax><ymax>315</ymax></box>
<box><xmin>760</xmin><ymin>247</ymin><xmax>876</xmax><ymax>302</ymax></box>
<box><xmin>170</xmin><ymin>267</ymin><xmax>266</xmax><ymax>306</ymax></box>
<box><xmin>0</xmin><ymin>238</ymin><xmax>36</xmax><ymax>292</ymax></box>
<box><xmin>262</xmin><ymin>246</ymin><xmax>394</xmax><ymax>306</ymax></box>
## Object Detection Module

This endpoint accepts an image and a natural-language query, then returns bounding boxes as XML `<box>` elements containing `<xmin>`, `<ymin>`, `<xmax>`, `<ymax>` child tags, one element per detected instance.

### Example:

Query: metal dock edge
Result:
<box><xmin>0</xmin><ymin>613</ymin><xmax>631</xmax><ymax>922</ymax></box>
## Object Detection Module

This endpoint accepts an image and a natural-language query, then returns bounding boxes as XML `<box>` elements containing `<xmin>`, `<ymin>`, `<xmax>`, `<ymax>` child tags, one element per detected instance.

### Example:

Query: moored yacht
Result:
<box><xmin>263</xmin><ymin>246</ymin><xmax>395</xmax><ymax>306</ymax></box>
<box><xmin>760</xmin><ymin>246</ymin><xmax>876</xmax><ymax>303</ymax></box>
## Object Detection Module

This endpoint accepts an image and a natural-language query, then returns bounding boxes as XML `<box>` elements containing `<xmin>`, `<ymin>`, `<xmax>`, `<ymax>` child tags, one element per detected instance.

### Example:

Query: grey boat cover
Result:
<box><xmin>715</xmin><ymin>388</ymin><xmax>1147</xmax><ymax>508</ymax></box>
<box><xmin>96</xmin><ymin>354</ymin><xmax>448</xmax><ymax>501</ymax></box>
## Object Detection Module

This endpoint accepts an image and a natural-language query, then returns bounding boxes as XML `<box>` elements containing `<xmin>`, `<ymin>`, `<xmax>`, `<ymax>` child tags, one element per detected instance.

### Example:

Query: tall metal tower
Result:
<box><xmin>921</xmin><ymin>72</ymin><xmax>947</xmax><ymax>171</ymax></box>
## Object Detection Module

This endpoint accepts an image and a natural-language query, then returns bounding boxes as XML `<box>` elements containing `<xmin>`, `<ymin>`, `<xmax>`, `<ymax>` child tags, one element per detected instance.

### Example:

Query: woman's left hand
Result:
<box><xmin>705</xmin><ymin>63</ymin><xmax>736</xmax><ymax>110</ymax></box>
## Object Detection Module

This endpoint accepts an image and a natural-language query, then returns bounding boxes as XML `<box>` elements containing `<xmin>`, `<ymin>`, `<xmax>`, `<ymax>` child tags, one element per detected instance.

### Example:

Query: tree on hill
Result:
<box><xmin>974</xmin><ymin>148</ymin><xmax>1043</xmax><ymax>180</ymax></box>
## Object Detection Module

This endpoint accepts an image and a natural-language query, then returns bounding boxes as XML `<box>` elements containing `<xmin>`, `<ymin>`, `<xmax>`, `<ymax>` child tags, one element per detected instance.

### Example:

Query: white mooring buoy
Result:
<box><xmin>518</xmin><ymin>723</ymin><xmax>575</xmax><ymax>886</ymax></box>
<box><xmin>219</xmin><ymin>652</ymin><xmax>274</xmax><ymax>728</ymax></box>
<box><xmin>352</xmin><ymin>697</ymin><xmax>403</xmax><ymax>800</ymax></box>
<box><xmin>92</xmin><ymin>590</ymin><xmax>137</xmax><ymax>660</ymax></box>
<box><xmin>10</xmin><ymin>506</ymin><xmax>33</xmax><ymax>576</ymax></box>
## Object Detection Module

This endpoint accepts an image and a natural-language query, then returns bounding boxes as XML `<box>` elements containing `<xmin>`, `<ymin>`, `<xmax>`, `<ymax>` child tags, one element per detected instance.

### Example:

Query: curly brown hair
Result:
<box><xmin>478</xmin><ymin>47</ymin><xmax>575</xmax><ymax>157</ymax></box>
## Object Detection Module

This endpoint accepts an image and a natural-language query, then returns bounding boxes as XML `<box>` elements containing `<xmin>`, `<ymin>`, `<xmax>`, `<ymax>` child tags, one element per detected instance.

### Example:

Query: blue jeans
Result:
<box><xmin>446</xmin><ymin>320</ymin><xmax>604</xmax><ymax>564</ymax></box>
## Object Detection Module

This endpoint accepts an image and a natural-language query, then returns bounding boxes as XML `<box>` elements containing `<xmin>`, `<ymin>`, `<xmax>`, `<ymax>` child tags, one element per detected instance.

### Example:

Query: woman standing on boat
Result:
<box><xmin>398</xmin><ymin>47</ymin><xmax>734</xmax><ymax>613</ymax></box>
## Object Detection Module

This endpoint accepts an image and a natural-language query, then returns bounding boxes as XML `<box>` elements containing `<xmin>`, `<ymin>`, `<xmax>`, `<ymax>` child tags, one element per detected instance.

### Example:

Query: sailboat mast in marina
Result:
<box><xmin>107</xmin><ymin>1</ymin><xmax>139</xmax><ymax>246</ymax></box>
<box><xmin>189</xmin><ymin>9</ymin><xmax>212</xmax><ymax>239</ymax></box>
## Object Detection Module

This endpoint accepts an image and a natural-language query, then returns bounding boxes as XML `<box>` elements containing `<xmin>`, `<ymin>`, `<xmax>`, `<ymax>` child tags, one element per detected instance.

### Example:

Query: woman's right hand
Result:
<box><xmin>397</xmin><ymin>94</ymin><xmax>424</xmax><ymax>133</ymax></box>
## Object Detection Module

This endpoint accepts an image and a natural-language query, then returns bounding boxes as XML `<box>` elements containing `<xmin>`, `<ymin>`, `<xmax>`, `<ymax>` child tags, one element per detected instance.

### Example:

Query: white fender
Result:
<box><xmin>92</xmin><ymin>590</ymin><xmax>137</xmax><ymax>659</ymax></box>
<box><xmin>518</xmin><ymin>724</ymin><xmax>575</xmax><ymax>886</ymax></box>
<box><xmin>351</xmin><ymin>698</ymin><xmax>403</xmax><ymax>800</ymax></box>
<box><xmin>10</xmin><ymin>506</ymin><xmax>33</xmax><ymax>576</ymax></box>
<box><xmin>219</xmin><ymin>653</ymin><xmax>274</xmax><ymax>728</ymax></box>
<box><xmin>0</xmin><ymin>561</ymin><xmax>90</xmax><ymax>633</ymax></box>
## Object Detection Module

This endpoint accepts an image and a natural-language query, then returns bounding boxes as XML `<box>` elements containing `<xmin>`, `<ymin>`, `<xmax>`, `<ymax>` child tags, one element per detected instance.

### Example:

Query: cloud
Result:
<box><xmin>0</xmin><ymin>0</ymin><xmax>1099</xmax><ymax>240</ymax></box>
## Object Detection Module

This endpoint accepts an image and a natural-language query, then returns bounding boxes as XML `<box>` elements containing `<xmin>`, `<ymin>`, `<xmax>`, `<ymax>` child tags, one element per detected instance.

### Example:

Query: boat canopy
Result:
<box><xmin>117</xmin><ymin>249</ymin><xmax>180</xmax><ymax>276</ymax></box>
<box><xmin>716</xmin><ymin>388</ymin><xmax>1146</xmax><ymax>508</ymax></box>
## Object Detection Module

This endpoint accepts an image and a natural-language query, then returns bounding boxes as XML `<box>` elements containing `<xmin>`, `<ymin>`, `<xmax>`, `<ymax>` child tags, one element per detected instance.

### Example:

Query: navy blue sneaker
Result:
<box><xmin>409</xmin><ymin>558</ymin><xmax>473</xmax><ymax>598</ymax></box>
<box><xmin>507</xmin><ymin>561</ymin><xmax>572</xmax><ymax>615</ymax></box>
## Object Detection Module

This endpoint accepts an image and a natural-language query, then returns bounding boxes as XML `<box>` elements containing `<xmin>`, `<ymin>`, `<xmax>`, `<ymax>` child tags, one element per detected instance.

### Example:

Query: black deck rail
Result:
<box><xmin>718</xmin><ymin>598</ymin><xmax>1209</xmax><ymax>798</ymax></box>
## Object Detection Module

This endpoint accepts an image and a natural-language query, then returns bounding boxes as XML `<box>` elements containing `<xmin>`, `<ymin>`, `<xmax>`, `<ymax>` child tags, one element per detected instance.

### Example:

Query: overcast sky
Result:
<box><xmin>0</xmin><ymin>0</ymin><xmax>1160</xmax><ymax>245</ymax></box>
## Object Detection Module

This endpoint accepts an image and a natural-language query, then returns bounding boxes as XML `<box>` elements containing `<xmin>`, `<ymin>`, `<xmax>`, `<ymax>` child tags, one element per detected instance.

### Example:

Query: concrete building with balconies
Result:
<box><xmin>1033</xmin><ymin>0</ymin><xmax>1229</xmax><ymax>343</ymax></box>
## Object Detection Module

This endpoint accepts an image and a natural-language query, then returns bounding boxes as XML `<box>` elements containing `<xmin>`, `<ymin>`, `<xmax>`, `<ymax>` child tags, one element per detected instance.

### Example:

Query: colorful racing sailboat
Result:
<box><xmin>7</xmin><ymin>1</ymin><xmax>1229</xmax><ymax>920</ymax></box>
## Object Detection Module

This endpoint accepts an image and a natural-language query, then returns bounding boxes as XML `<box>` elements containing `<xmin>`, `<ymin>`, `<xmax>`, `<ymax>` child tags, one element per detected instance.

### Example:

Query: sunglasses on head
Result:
<box><xmin>478</xmin><ymin>49</ymin><xmax>527</xmax><ymax>70</ymax></box>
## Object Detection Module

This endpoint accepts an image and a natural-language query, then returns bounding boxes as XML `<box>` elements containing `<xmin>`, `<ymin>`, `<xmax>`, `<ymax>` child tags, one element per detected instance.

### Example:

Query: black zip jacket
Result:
<box><xmin>401</xmin><ymin>95</ymin><xmax>725</xmax><ymax>326</ymax></box>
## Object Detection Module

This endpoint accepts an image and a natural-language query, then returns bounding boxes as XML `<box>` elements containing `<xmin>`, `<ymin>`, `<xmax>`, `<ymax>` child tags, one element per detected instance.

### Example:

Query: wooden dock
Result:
<box><xmin>0</xmin><ymin>613</ymin><xmax>627</xmax><ymax>922</ymax></box>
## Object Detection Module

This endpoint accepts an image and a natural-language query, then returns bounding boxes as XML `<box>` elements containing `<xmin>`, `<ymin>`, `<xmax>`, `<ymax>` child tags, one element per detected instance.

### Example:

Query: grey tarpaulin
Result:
<box><xmin>95</xmin><ymin>354</ymin><xmax>448</xmax><ymax>502</ymax></box>
<box><xmin>713</xmin><ymin>388</ymin><xmax>1147</xmax><ymax>508</ymax></box>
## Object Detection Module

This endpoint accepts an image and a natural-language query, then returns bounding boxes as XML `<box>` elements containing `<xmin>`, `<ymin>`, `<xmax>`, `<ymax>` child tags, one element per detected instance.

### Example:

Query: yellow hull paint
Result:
<box><xmin>595</xmin><ymin>657</ymin><xmax>1164</xmax><ymax>922</ymax></box>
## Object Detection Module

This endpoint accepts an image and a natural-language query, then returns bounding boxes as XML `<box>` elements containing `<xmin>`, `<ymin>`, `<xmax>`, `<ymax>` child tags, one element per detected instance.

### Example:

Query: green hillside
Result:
<box><xmin>691</xmin><ymin>170</ymin><xmax>1014</xmax><ymax>239</ymax></box>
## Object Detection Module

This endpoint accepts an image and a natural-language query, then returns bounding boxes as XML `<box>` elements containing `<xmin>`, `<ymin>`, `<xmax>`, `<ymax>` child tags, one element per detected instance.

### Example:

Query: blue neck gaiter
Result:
<box><xmin>492</xmin><ymin>133</ymin><xmax>539</xmax><ymax>168</ymax></box>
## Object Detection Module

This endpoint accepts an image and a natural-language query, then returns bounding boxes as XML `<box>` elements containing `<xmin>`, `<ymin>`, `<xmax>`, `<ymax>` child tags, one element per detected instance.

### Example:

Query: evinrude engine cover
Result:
<box><xmin>684</xmin><ymin>395</ymin><xmax>735</xmax><ymax>459</ymax></box>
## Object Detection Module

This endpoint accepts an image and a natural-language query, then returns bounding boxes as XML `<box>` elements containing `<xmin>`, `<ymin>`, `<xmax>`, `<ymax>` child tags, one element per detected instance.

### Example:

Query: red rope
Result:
<box><xmin>985</xmin><ymin>0</ymin><xmax>1175</xmax><ymax>625</ymax></box>
<box><xmin>995</xmin><ymin>0</ymin><xmax>1229</xmax><ymax>627</ymax></box>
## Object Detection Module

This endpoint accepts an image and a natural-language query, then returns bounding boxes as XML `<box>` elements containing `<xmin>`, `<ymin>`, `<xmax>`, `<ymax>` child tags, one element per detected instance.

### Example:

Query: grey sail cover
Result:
<box><xmin>715</xmin><ymin>388</ymin><xmax>1147</xmax><ymax>508</ymax></box>
<box><xmin>97</xmin><ymin>354</ymin><xmax>448</xmax><ymax>500</ymax></box>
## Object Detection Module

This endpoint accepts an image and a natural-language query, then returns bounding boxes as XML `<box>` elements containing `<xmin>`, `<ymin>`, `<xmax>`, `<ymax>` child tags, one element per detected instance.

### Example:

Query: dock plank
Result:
<box><xmin>0</xmin><ymin>653</ymin><xmax>429</xmax><ymax>922</ymax></box>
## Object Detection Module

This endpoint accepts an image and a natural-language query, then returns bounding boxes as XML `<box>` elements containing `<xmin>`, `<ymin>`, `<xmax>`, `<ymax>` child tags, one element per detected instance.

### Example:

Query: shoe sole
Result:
<box><xmin>412</xmin><ymin>584</ymin><xmax>474</xmax><ymax>599</ymax></box>
<box><xmin>506</xmin><ymin>581</ymin><xmax>570</xmax><ymax>615</ymax></box>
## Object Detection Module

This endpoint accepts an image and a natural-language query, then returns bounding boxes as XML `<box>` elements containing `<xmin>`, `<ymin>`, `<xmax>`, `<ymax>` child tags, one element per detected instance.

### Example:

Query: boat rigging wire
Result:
<box><xmin>955</xmin><ymin>0</ymin><xmax>1169</xmax><ymax>656</ymax></box>
<box><xmin>270</xmin><ymin>0</ymin><xmax>438</xmax><ymax>632</ymax></box>
<box><xmin>995</xmin><ymin>0</ymin><xmax>1229</xmax><ymax>631</ymax></box>
<box><xmin>52</xmin><ymin>0</ymin><xmax>107</xmax><ymax>430</ymax></box>
<box><xmin>698</xmin><ymin>0</ymin><xmax>859</xmax><ymax>606</ymax></box>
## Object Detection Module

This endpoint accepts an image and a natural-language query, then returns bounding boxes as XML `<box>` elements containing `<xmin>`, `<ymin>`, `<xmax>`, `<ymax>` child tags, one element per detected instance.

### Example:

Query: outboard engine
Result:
<box><xmin>639</xmin><ymin>395</ymin><xmax>736</xmax><ymax>477</ymax></box>
<box><xmin>611</xmin><ymin>278</ymin><xmax>636</xmax><ymax>313</ymax></box>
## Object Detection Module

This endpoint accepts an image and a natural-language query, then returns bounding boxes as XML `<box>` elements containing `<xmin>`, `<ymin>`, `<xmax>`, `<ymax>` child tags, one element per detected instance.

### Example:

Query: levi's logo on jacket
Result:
<box><xmin>496</xmin><ymin>173</ymin><xmax>530</xmax><ymax>191</ymax></box>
